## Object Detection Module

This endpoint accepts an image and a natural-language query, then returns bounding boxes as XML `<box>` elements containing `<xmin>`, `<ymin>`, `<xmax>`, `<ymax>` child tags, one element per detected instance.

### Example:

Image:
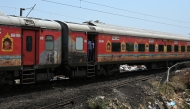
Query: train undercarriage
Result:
<box><xmin>0</xmin><ymin>60</ymin><xmax>187</xmax><ymax>90</ymax></box>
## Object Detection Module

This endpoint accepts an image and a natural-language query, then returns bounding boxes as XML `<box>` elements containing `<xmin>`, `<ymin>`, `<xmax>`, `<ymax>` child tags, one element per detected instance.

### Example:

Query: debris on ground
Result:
<box><xmin>120</xmin><ymin>64</ymin><xmax>147</xmax><ymax>72</ymax></box>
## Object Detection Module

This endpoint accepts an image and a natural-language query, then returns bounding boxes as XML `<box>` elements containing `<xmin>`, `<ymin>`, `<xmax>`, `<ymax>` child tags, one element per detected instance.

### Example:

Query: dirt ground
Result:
<box><xmin>0</xmin><ymin>73</ymin><xmax>164</xmax><ymax>109</ymax></box>
<box><xmin>82</xmin><ymin>79</ymin><xmax>161</xmax><ymax>109</ymax></box>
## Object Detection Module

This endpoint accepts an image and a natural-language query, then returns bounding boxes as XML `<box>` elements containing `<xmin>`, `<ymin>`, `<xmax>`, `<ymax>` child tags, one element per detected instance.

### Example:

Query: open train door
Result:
<box><xmin>86</xmin><ymin>33</ymin><xmax>97</xmax><ymax>77</ymax></box>
<box><xmin>87</xmin><ymin>33</ymin><xmax>97</xmax><ymax>62</ymax></box>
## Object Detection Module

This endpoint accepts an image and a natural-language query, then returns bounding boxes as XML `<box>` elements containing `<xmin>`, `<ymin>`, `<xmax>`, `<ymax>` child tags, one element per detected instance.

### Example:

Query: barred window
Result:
<box><xmin>126</xmin><ymin>43</ymin><xmax>134</xmax><ymax>52</ymax></box>
<box><xmin>181</xmin><ymin>46</ymin><xmax>185</xmax><ymax>52</ymax></box>
<box><xmin>149</xmin><ymin>44</ymin><xmax>155</xmax><ymax>52</ymax></box>
<box><xmin>174</xmin><ymin>45</ymin><xmax>178</xmax><ymax>52</ymax></box>
<box><xmin>188</xmin><ymin>46</ymin><xmax>190</xmax><ymax>52</ymax></box>
<box><xmin>112</xmin><ymin>42</ymin><xmax>121</xmax><ymax>52</ymax></box>
<box><xmin>138</xmin><ymin>44</ymin><xmax>145</xmax><ymax>52</ymax></box>
<box><xmin>167</xmin><ymin>45</ymin><xmax>171</xmax><ymax>52</ymax></box>
<box><xmin>159</xmin><ymin>45</ymin><xmax>164</xmax><ymax>52</ymax></box>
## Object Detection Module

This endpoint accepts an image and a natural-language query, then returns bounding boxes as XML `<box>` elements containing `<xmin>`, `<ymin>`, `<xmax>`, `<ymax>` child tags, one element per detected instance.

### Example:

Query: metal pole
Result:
<box><xmin>166</xmin><ymin>63</ymin><xmax>179</xmax><ymax>82</ymax></box>
<box><xmin>165</xmin><ymin>67</ymin><xmax>170</xmax><ymax>94</ymax></box>
<box><xmin>20</xmin><ymin>8</ymin><xmax>25</xmax><ymax>16</ymax></box>
<box><xmin>165</xmin><ymin>80</ymin><xmax>168</xmax><ymax>94</ymax></box>
<box><xmin>166</xmin><ymin>67</ymin><xmax>170</xmax><ymax>82</ymax></box>
<box><xmin>165</xmin><ymin>61</ymin><xmax>189</xmax><ymax>94</ymax></box>
<box><xmin>20</xmin><ymin>8</ymin><xmax>22</xmax><ymax>16</ymax></box>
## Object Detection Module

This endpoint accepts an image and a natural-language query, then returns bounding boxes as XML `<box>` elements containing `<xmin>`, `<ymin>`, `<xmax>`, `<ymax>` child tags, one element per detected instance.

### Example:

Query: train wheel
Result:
<box><xmin>0</xmin><ymin>77</ymin><xmax>14</xmax><ymax>91</ymax></box>
<box><xmin>112</xmin><ymin>65</ymin><xmax>119</xmax><ymax>77</ymax></box>
<box><xmin>112</xmin><ymin>71</ymin><xmax>119</xmax><ymax>77</ymax></box>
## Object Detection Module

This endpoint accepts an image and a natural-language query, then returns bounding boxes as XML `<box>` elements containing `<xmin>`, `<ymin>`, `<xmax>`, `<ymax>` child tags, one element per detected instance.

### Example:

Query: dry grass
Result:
<box><xmin>151</xmin><ymin>81</ymin><xmax>159</xmax><ymax>88</ymax></box>
<box><xmin>156</xmin><ymin>71</ymin><xmax>190</xmax><ymax>109</ymax></box>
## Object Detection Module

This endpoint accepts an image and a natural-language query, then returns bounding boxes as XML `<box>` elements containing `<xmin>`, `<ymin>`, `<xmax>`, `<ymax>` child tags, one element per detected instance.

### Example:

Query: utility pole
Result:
<box><xmin>20</xmin><ymin>8</ymin><xmax>25</xmax><ymax>16</ymax></box>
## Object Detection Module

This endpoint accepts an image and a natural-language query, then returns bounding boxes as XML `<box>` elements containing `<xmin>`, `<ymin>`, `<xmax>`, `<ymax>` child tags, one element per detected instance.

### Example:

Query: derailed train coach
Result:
<box><xmin>1</xmin><ymin>10</ymin><xmax>190</xmax><ymax>90</ymax></box>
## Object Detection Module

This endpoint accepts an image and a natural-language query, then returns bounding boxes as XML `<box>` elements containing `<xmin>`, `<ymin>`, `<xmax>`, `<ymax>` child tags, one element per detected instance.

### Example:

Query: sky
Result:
<box><xmin>0</xmin><ymin>0</ymin><xmax>190</xmax><ymax>36</ymax></box>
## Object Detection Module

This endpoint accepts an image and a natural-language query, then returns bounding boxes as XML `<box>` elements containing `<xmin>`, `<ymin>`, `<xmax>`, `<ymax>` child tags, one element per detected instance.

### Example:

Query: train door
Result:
<box><xmin>22</xmin><ymin>30</ymin><xmax>36</xmax><ymax>65</ymax></box>
<box><xmin>87</xmin><ymin>33</ymin><xmax>97</xmax><ymax>62</ymax></box>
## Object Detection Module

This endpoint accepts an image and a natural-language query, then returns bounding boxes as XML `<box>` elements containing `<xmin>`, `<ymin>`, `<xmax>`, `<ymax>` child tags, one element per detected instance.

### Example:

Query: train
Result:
<box><xmin>0</xmin><ymin>10</ymin><xmax>190</xmax><ymax>90</ymax></box>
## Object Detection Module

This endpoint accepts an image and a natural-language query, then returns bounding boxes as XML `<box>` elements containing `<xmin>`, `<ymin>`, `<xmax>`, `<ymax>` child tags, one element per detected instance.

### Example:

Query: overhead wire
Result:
<box><xmin>80</xmin><ymin>0</ymin><xmax>190</xmax><ymax>24</ymax></box>
<box><xmin>0</xmin><ymin>6</ymin><xmax>19</xmax><ymax>9</ymax></box>
<box><xmin>33</xmin><ymin>9</ymin><xmax>87</xmax><ymax>20</ymax></box>
<box><xmin>1</xmin><ymin>2</ymin><xmax>190</xmax><ymax>30</ymax></box>
<box><xmin>0</xmin><ymin>6</ymin><xmax>31</xmax><ymax>10</ymax></box>
<box><xmin>41</xmin><ymin>0</ymin><xmax>190</xmax><ymax>29</ymax></box>
<box><xmin>0</xmin><ymin>5</ymin><xmax>87</xmax><ymax>21</ymax></box>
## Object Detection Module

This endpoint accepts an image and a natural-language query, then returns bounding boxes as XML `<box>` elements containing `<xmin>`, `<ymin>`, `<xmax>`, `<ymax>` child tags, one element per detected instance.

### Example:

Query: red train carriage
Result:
<box><xmin>59</xmin><ymin>21</ymin><xmax>190</xmax><ymax>78</ymax></box>
<box><xmin>1</xmin><ymin>10</ymin><xmax>190</xmax><ymax>90</ymax></box>
<box><xmin>0</xmin><ymin>12</ymin><xmax>61</xmax><ymax>90</ymax></box>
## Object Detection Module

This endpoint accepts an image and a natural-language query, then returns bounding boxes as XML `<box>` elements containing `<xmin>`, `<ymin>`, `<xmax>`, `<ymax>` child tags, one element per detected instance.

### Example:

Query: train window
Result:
<box><xmin>167</xmin><ymin>45</ymin><xmax>171</xmax><ymax>52</ymax></box>
<box><xmin>188</xmin><ymin>46</ymin><xmax>190</xmax><ymax>52</ymax></box>
<box><xmin>112</xmin><ymin>42</ymin><xmax>121</xmax><ymax>52</ymax></box>
<box><xmin>126</xmin><ymin>43</ymin><xmax>134</xmax><ymax>52</ymax></box>
<box><xmin>181</xmin><ymin>46</ymin><xmax>185</xmax><ymax>52</ymax></box>
<box><xmin>138</xmin><ymin>44</ymin><xmax>145</xmax><ymax>52</ymax></box>
<box><xmin>76</xmin><ymin>37</ymin><xmax>83</xmax><ymax>50</ymax></box>
<box><xmin>174</xmin><ymin>45</ymin><xmax>178</xmax><ymax>52</ymax></box>
<box><xmin>149</xmin><ymin>44</ymin><xmax>155</xmax><ymax>52</ymax></box>
<box><xmin>26</xmin><ymin>36</ymin><xmax>32</xmax><ymax>52</ymax></box>
<box><xmin>158</xmin><ymin>45</ymin><xmax>164</xmax><ymax>52</ymax></box>
<box><xmin>45</xmin><ymin>35</ymin><xmax>54</xmax><ymax>50</ymax></box>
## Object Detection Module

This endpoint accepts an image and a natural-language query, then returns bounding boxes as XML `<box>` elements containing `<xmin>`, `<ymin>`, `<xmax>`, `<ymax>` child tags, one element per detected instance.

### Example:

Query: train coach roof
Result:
<box><xmin>0</xmin><ymin>13</ymin><xmax>61</xmax><ymax>30</ymax></box>
<box><xmin>66</xmin><ymin>21</ymin><xmax>190</xmax><ymax>41</ymax></box>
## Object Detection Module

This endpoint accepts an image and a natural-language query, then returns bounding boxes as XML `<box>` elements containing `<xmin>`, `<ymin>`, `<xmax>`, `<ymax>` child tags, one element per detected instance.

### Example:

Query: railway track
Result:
<box><xmin>37</xmin><ymin>75</ymin><xmax>156</xmax><ymax>109</ymax></box>
<box><xmin>0</xmin><ymin>70</ymin><xmax>165</xmax><ymax>109</ymax></box>
<box><xmin>0</xmin><ymin>68</ymin><xmax>166</xmax><ymax>95</ymax></box>
<box><xmin>38</xmin><ymin>95</ymin><xmax>82</xmax><ymax>109</ymax></box>
<box><xmin>110</xmin><ymin>75</ymin><xmax>154</xmax><ymax>89</ymax></box>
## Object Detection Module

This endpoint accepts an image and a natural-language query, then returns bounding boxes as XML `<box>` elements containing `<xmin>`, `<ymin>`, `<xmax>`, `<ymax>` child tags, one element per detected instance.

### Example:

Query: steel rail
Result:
<box><xmin>38</xmin><ymin>75</ymin><xmax>155</xmax><ymax>109</ymax></box>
